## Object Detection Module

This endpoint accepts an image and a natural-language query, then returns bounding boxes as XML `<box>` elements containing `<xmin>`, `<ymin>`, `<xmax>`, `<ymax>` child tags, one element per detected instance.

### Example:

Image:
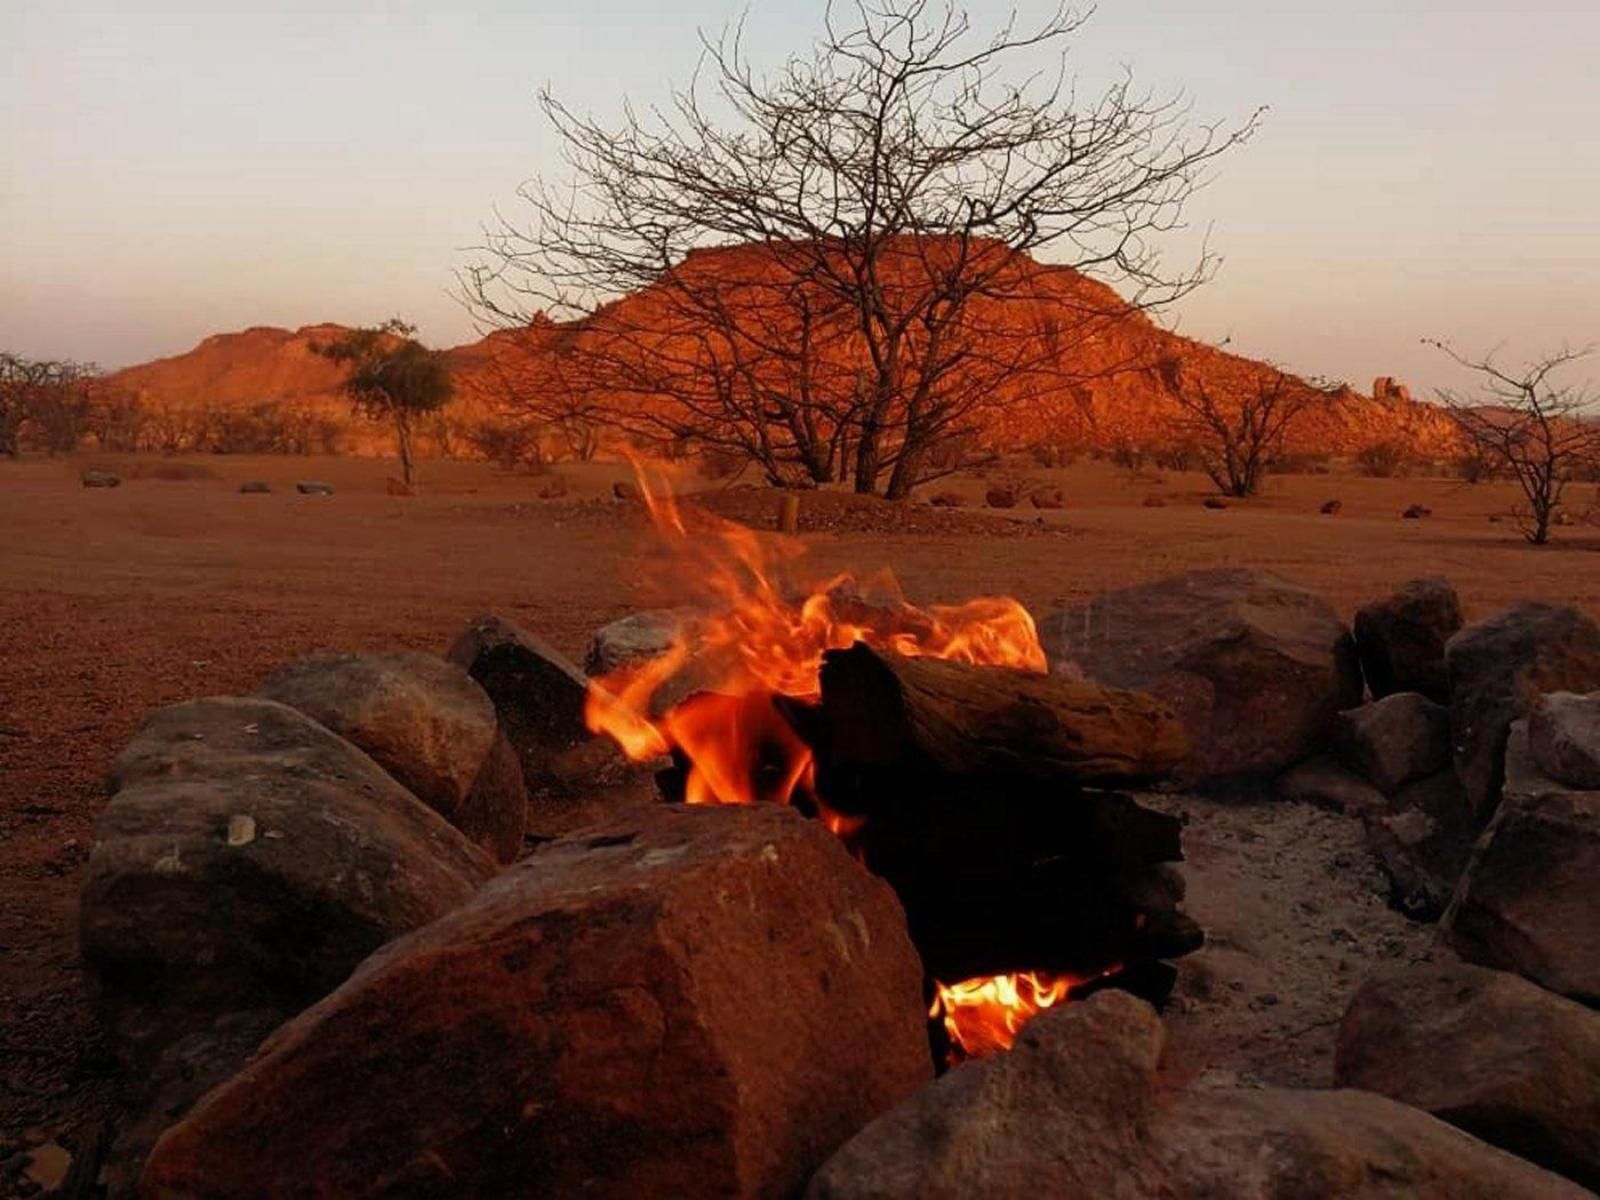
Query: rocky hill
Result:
<box><xmin>105</xmin><ymin>245</ymin><xmax>1463</xmax><ymax>465</ymax></box>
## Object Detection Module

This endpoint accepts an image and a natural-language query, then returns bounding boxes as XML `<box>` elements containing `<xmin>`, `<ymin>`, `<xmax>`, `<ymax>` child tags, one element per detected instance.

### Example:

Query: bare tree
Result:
<box><xmin>0</xmin><ymin>353</ymin><xmax>100</xmax><ymax>455</ymax></box>
<box><xmin>466</xmin><ymin>1</ymin><xmax>1261</xmax><ymax>497</ymax></box>
<box><xmin>1430</xmin><ymin>341</ymin><xmax>1600</xmax><ymax>545</ymax></box>
<box><xmin>1166</xmin><ymin>360</ymin><xmax>1337</xmax><ymax>497</ymax></box>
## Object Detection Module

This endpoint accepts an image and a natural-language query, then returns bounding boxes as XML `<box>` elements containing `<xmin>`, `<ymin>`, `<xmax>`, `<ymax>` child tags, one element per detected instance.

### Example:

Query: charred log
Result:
<box><xmin>817</xmin><ymin>643</ymin><xmax>1188</xmax><ymax>786</ymax></box>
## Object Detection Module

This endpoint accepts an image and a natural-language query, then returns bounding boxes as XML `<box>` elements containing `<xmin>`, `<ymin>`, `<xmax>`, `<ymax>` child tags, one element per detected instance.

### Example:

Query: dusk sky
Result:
<box><xmin>4</xmin><ymin>1</ymin><xmax>1597</xmax><ymax>395</ymax></box>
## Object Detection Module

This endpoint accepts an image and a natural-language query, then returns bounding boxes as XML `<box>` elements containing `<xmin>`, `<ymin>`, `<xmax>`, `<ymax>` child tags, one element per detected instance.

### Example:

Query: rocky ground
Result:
<box><xmin>4</xmin><ymin>452</ymin><xmax>1600</xmax><ymax>1196</ymax></box>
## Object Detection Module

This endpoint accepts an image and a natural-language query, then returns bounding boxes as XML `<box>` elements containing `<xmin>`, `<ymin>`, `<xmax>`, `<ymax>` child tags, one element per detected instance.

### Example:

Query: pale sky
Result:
<box><xmin>3</xmin><ymin>1</ymin><xmax>1598</xmax><ymax>396</ymax></box>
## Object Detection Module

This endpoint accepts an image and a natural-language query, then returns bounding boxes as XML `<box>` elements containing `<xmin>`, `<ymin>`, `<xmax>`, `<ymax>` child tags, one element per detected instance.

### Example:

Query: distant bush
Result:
<box><xmin>1268</xmin><ymin>450</ymin><xmax>1333</xmax><ymax>475</ymax></box>
<box><xmin>1150</xmin><ymin>441</ymin><xmax>1205</xmax><ymax>472</ymax></box>
<box><xmin>465</xmin><ymin>420</ymin><xmax>548</xmax><ymax>472</ymax></box>
<box><xmin>1357</xmin><ymin>440</ymin><xmax>1409</xmax><ymax>478</ymax></box>
<box><xmin>1109</xmin><ymin>439</ymin><xmax>1146</xmax><ymax>471</ymax></box>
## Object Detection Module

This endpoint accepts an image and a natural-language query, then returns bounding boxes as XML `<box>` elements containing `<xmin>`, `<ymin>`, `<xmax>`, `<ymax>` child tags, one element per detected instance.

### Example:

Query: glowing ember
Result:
<box><xmin>931</xmin><ymin>971</ymin><xmax>1104</xmax><ymax>1062</ymax></box>
<box><xmin>586</xmin><ymin>465</ymin><xmax>1076</xmax><ymax>1058</ymax></box>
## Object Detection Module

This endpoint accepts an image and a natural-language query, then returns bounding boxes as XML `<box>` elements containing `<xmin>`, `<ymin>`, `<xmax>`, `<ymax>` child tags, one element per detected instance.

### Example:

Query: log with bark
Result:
<box><xmin>815</xmin><ymin>642</ymin><xmax>1188</xmax><ymax>786</ymax></box>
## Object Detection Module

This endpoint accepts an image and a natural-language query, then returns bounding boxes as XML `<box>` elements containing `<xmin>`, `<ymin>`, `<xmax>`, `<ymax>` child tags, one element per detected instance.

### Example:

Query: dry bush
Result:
<box><xmin>1357</xmin><ymin>440</ymin><xmax>1409</xmax><ymax>478</ymax></box>
<box><xmin>464</xmin><ymin>420</ymin><xmax>548</xmax><ymax>472</ymax></box>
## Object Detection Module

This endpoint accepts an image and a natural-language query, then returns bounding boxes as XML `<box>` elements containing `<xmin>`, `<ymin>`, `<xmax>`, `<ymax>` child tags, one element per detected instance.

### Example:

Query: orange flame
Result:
<box><xmin>931</xmin><ymin>970</ymin><xmax>1110</xmax><ymax>1063</ymax></box>
<box><xmin>587</xmin><ymin>464</ymin><xmax>1066</xmax><ymax>1057</ymax></box>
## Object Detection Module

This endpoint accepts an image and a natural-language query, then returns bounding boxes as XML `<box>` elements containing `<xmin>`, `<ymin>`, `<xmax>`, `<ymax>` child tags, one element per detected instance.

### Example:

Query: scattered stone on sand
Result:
<box><xmin>1202</xmin><ymin>496</ymin><xmax>1228</xmax><ymax>509</ymax></box>
<box><xmin>1353</xmin><ymin>576</ymin><xmax>1463</xmax><ymax>703</ymax></box>
<box><xmin>927</xmin><ymin>490</ymin><xmax>964</xmax><ymax>507</ymax></box>
<box><xmin>612</xmin><ymin>479</ymin><xmax>640</xmax><ymax>501</ymax></box>
<box><xmin>80</xmin><ymin>468</ymin><xmax>121</xmax><ymax>488</ymax></box>
<box><xmin>1336</xmin><ymin>958</ymin><xmax>1600</xmax><ymax>1190</ymax></box>
<box><xmin>1320</xmin><ymin>498</ymin><xmax>1343</xmax><ymax>514</ymax></box>
<box><xmin>984</xmin><ymin>485</ymin><xmax>1017</xmax><ymax>509</ymax></box>
<box><xmin>1403</xmin><ymin>503</ymin><xmax>1432</xmax><ymax>519</ymax></box>
<box><xmin>537</xmin><ymin>476</ymin><xmax>568</xmax><ymax>499</ymax></box>
<box><xmin>139</xmin><ymin>805</ymin><xmax>931</xmax><ymax>1200</ymax></box>
<box><xmin>295</xmin><ymin>480</ymin><xmax>335</xmax><ymax>495</ymax></box>
<box><xmin>1029</xmin><ymin>486</ymin><xmax>1064</xmax><ymax>510</ymax></box>
<box><xmin>259</xmin><ymin>650</ymin><xmax>527</xmax><ymax>864</ymax></box>
<box><xmin>237</xmin><ymin>480</ymin><xmax>272</xmax><ymax>494</ymax></box>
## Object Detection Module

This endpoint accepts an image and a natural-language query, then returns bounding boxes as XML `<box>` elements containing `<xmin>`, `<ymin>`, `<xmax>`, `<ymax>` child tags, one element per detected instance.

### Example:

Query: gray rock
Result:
<box><xmin>1364</xmin><ymin>769</ymin><xmax>1477</xmax><ymax>920</ymax></box>
<box><xmin>1528</xmin><ymin>690</ymin><xmax>1600</xmax><ymax>789</ymax></box>
<box><xmin>1354</xmin><ymin>576</ymin><xmax>1463</xmax><ymax>703</ymax></box>
<box><xmin>1336</xmin><ymin>959</ymin><xmax>1600</xmax><ymax>1190</ymax></box>
<box><xmin>83</xmin><ymin>697</ymin><xmax>495</xmax><ymax>1058</ymax></box>
<box><xmin>1446</xmin><ymin>720</ymin><xmax>1600</xmax><ymax>1005</ymax></box>
<box><xmin>1445</xmin><ymin>602</ymin><xmax>1600</xmax><ymax>817</ymax></box>
<box><xmin>295</xmin><ymin>480</ymin><xmax>334</xmax><ymax>495</ymax></box>
<box><xmin>1335</xmin><ymin>691</ymin><xmax>1451</xmax><ymax>794</ymax></box>
<box><xmin>259</xmin><ymin>651</ymin><xmax>526</xmax><ymax>864</ymax></box>
<box><xmin>81</xmin><ymin>468</ymin><xmax>122</xmax><ymax>488</ymax></box>
<box><xmin>582</xmin><ymin>610</ymin><xmax>688</xmax><ymax>678</ymax></box>
<box><xmin>1042</xmin><ymin>569</ymin><xmax>1361</xmax><ymax>783</ymax></box>
<box><xmin>807</xmin><ymin>989</ymin><xmax>1587</xmax><ymax>1200</ymax></box>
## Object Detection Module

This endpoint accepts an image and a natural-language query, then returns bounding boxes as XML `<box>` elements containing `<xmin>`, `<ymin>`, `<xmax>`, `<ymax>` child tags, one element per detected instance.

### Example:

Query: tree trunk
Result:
<box><xmin>395</xmin><ymin>411</ymin><xmax>415</xmax><ymax>487</ymax></box>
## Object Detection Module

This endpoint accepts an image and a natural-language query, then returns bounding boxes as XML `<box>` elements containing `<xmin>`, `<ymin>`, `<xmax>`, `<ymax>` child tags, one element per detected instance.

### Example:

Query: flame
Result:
<box><xmin>587</xmin><ymin>464</ymin><xmax>1070</xmax><ymax>1058</ymax></box>
<box><xmin>931</xmin><ymin>970</ymin><xmax>1107</xmax><ymax>1063</ymax></box>
<box><xmin>584</xmin><ymin>463</ymin><xmax>1045</xmax><ymax>810</ymax></box>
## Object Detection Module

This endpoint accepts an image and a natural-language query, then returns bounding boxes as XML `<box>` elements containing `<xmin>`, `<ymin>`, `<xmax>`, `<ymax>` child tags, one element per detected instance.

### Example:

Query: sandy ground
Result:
<box><xmin>3</xmin><ymin>451</ymin><xmax>1598</xmax><ymax>1182</ymax></box>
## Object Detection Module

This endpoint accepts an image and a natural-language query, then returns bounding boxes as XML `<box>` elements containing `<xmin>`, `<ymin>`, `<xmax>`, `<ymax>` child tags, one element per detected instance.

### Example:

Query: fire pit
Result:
<box><xmin>585</xmin><ymin>474</ymin><xmax>1202</xmax><ymax>1063</ymax></box>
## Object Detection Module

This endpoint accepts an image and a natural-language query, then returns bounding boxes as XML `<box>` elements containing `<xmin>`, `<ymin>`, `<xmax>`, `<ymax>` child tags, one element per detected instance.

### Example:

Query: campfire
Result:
<box><xmin>586</xmin><ymin>469</ymin><xmax>1199</xmax><ymax>1063</ymax></box>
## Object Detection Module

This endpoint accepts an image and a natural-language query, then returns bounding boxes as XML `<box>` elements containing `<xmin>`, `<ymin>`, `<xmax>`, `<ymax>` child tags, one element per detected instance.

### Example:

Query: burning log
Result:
<box><xmin>816</xmin><ymin>642</ymin><xmax>1188</xmax><ymax>786</ymax></box>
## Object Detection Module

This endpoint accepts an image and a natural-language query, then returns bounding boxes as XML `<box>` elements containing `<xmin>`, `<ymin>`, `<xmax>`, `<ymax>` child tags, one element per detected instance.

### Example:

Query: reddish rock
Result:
<box><xmin>1354</xmin><ymin>576</ymin><xmax>1463</xmax><ymax>703</ymax></box>
<box><xmin>1028</xmin><ymin>487</ymin><xmax>1065</xmax><ymax>510</ymax></box>
<box><xmin>984</xmin><ymin>485</ymin><xmax>1017</xmax><ymax>509</ymax></box>
<box><xmin>1336</xmin><ymin>959</ymin><xmax>1600</xmax><ymax>1189</ymax></box>
<box><xmin>1320</xmin><ymin>498</ymin><xmax>1343</xmax><ymax>515</ymax></box>
<box><xmin>141</xmin><ymin>805</ymin><xmax>931</xmax><ymax>1200</ymax></box>
<box><xmin>1043</xmin><ymin>569</ymin><xmax>1362</xmax><ymax>782</ymax></box>
<box><xmin>537</xmin><ymin>475</ymin><xmax>568</xmax><ymax>499</ymax></box>
<box><xmin>927</xmin><ymin>491</ymin><xmax>965</xmax><ymax>508</ymax></box>
<box><xmin>1447</xmin><ymin>721</ymin><xmax>1600</xmax><ymax>1004</ymax></box>
<box><xmin>1202</xmin><ymin>496</ymin><xmax>1228</xmax><ymax>509</ymax></box>
<box><xmin>1445</xmin><ymin>602</ymin><xmax>1600</xmax><ymax>816</ymax></box>
<box><xmin>809</xmin><ymin>988</ymin><xmax>1584</xmax><ymax>1200</ymax></box>
<box><xmin>1334</xmin><ymin>691</ymin><xmax>1451</xmax><ymax>794</ymax></box>
<box><xmin>259</xmin><ymin>651</ymin><xmax>526</xmax><ymax>864</ymax></box>
<box><xmin>1402</xmin><ymin>503</ymin><xmax>1431</xmax><ymax>519</ymax></box>
<box><xmin>83</xmin><ymin>697</ymin><xmax>494</xmax><ymax>1057</ymax></box>
<box><xmin>613</xmin><ymin>479</ymin><xmax>640</xmax><ymax>501</ymax></box>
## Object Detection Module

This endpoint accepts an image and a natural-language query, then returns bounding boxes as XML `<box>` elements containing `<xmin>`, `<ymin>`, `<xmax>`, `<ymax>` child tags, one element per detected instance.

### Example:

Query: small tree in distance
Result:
<box><xmin>1429</xmin><ymin>340</ymin><xmax>1600</xmax><ymax>545</ymax></box>
<box><xmin>1166</xmin><ymin>361</ymin><xmax>1336</xmax><ymax>498</ymax></box>
<box><xmin>316</xmin><ymin>319</ymin><xmax>452</xmax><ymax>488</ymax></box>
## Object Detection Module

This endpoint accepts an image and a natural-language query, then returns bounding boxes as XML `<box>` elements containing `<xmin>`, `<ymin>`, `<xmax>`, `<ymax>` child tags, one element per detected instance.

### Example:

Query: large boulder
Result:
<box><xmin>1336</xmin><ymin>959</ymin><xmax>1600</xmax><ymax>1190</ymax></box>
<box><xmin>82</xmin><ymin>697</ymin><xmax>495</xmax><ymax>1055</ymax></box>
<box><xmin>1363</xmin><ymin>769</ymin><xmax>1477</xmax><ymax>920</ymax></box>
<box><xmin>1354</xmin><ymin>577</ymin><xmax>1463</xmax><ymax>702</ymax></box>
<box><xmin>1527</xmin><ymin>690</ymin><xmax>1600</xmax><ymax>788</ymax></box>
<box><xmin>1276</xmin><ymin>755</ymin><xmax>1387</xmax><ymax>816</ymax></box>
<box><xmin>259</xmin><ymin>651</ymin><xmax>526</xmax><ymax>864</ymax></box>
<box><xmin>1041</xmin><ymin>569</ymin><xmax>1362</xmax><ymax>782</ymax></box>
<box><xmin>1445</xmin><ymin>602</ymin><xmax>1600</xmax><ymax>817</ymax></box>
<box><xmin>1335</xmin><ymin>691</ymin><xmax>1451</xmax><ymax>794</ymax></box>
<box><xmin>808</xmin><ymin>989</ymin><xmax>1585</xmax><ymax>1200</ymax></box>
<box><xmin>141</xmin><ymin>805</ymin><xmax>932</xmax><ymax>1200</ymax></box>
<box><xmin>1445</xmin><ymin>720</ymin><xmax>1600</xmax><ymax>1004</ymax></box>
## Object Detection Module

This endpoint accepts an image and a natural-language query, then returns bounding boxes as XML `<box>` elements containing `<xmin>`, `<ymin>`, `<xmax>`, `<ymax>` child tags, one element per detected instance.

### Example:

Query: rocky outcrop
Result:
<box><xmin>140</xmin><ymin>805</ymin><xmax>931</xmax><ymax>1200</ymax></box>
<box><xmin>1445</xmin><ymin>602</ymin><xmax>1600</xmax><ymax>817</ymax></box>
<box><xmin>82</xmin><ymin>697</ymin><xmax>494</xmax><ymax>1056</ymax></box>
<box><xmin>1364</xmin><ymin>769</ymin><xmax>1477</xmax><ymax>920</ymax></box>
<box><xmin>1336</xmin><ymin>959</ymin><xmax>1600</xmax><ymax>1190</ymax></box>
<box><xmin>1446</xmin><ymin>720</ymin><xmax>1600</xmax><ymax>1005</ymax></box>
<box><xmin>260</xmin><ymin>651</ymin><xmax>526</xmax><ymax>864</ymax></box>
<box><xmin>808</xmin><ymin>989</ymin><xmax>1586</xmax><ymax>1200</ymax></box>
<box><xmin>1042</xmin><ymin>569</ymin><xmax>1362</xmax><ymax>782</ymax></box>
<box><xmin>1353</xmin><ymin>576</ymin><xmax>1463</xmax><ymax>703</ymax></box>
